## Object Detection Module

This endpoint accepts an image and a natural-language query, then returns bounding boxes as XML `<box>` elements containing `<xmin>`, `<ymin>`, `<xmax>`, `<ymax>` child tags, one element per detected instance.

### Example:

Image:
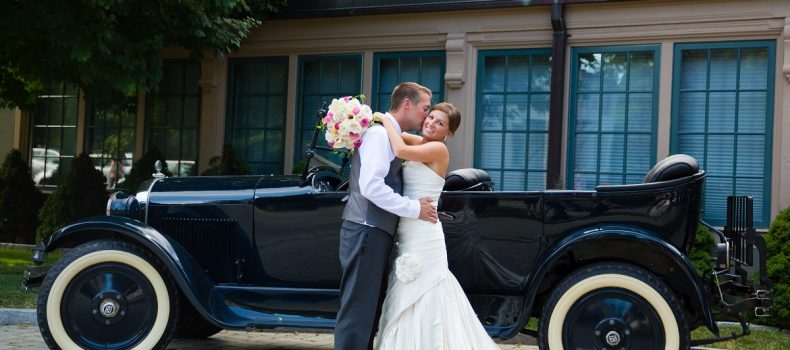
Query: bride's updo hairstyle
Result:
<box><xmin>431</xmin><ymin>102</ymin><xmax>461</xmax><ymax>134</ymax></box>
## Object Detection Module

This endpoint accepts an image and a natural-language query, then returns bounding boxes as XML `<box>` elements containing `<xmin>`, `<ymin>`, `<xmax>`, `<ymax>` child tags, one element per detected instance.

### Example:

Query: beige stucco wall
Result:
<box><xmin>193</xmin><ymin>0</ymin><xmax>788</xmax><ymax>219</ymax></box>
<box><xmin>0</xmin><ymin>108</ymin><xmax>15</xmax><ymax>157</ymax></box>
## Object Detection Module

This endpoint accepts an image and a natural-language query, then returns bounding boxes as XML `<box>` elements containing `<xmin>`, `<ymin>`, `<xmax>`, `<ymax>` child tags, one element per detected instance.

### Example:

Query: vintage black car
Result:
<box><xmin>24</xmin><ymin>109</ymin><xmax>772</xmax><ymax>350</ymax></box>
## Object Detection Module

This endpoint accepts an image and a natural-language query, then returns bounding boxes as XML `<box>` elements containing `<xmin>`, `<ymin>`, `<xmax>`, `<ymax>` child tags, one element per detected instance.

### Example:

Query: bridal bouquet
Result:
<box><xmin>321</xmin><ymin>96</ymin><xmax>379</xmax><ymax>150</ymax></box>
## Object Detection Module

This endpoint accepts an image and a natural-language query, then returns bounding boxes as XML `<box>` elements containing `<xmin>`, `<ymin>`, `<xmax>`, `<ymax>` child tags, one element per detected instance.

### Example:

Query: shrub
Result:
<box><xmin>0</xmin><ymin>149</ymin><xmax>45</xmax><ymax>243</ymax></box>
<box><xmin>121</xmin><ymin>147</ymin><xmax>172</xmax><ymax>194</ymax></box>
<box><xmin>765</xmin><ymin>206</ymin><xmax>790</xmax><ymax>329</ymax></box>
<box><xmin>200</xmin><ymin>144</ymin><xmax>251</xmax><ymax>176</ymax></box>
<box><xmin>36</xmin><ymin>152</ymin><xmax>108</xmax><ymax>243</ymax></box>
<box><xmin>689</xmin><ymin>224</ymin><xmax>715</xmax><ymax>277</ymax></box>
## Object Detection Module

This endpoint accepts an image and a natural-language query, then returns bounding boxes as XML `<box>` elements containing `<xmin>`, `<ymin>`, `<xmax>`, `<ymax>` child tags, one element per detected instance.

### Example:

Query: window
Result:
<box><xmin>226</xmin><ymin>57</ymin><xmax>289</xmax><ymax>175</ymax></box>
<box><xmin>145</xmin><ymin>60</ymin><xmax>201</xmax><ymax>176</ymax></box>
<box><xmin>671</xmin><ymin>41</ymin><xmax>775</xmax><ymax>227</ymax></box>
<box><xmin>568</xmin><ymin>45</ymin><xmax>660</xmax><ymax>190</ymax></box>
<box><xmin>371</xmin><ymin>51</ymin><xmax>445</xmax><ymax>112</ymax></box>
<box><xmin>30</xmin><ymin>83</ymin><xmax>79</xmax><ymax>187</ymax></box>
<box><xmin>475</xmin><ymin>49</ymin><xmax>551</xmax><ymax>191</ymax></box>
<box><xmin>85</xmin><ymin>102</ymin><xmax>136</xmax><ymax>189</ymax></box>
<box><xmin>295</xmin><ymin>55</ymin><xmax>362</xmax><ymax>167</ymax></box>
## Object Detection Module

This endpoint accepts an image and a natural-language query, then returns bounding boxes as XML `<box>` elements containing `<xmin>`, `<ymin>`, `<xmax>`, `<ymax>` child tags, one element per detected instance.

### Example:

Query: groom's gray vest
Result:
<box><xmin>342</xmin><ymin>147</ymin><xmax>404</xmax><ymax>236</ymax></box>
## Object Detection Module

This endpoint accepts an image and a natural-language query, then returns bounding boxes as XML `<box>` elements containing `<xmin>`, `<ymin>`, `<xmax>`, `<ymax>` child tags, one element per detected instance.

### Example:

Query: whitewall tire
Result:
<box><xmin>37</xmin><ymin>240</ymin><xmax>179</xmax><ymax>350</ymax></box>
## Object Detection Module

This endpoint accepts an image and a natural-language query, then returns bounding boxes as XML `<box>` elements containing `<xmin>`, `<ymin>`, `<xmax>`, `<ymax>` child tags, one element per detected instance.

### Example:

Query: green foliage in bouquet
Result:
<box><xmin>689</xmin><ymin>224</ymin><xmax>715</xmax><ymax>277</ymax></box>
<box><xmin>36</xmin><ymin>152</ymin><xmax>107</xmax><ymax>243</ymax></box>
<box><xmin>200</xmin><ymin>144</ymin><xmax>251</xmax><ymax>176</ymax></box>
<box><xmin>121</xmin><ymin>147</ymin><xmax>172</xmax><ymax>194</ymax></box>
<box><xmin>764</xmin><ymin>206</ymin><xmax>790</xmax><ymax>329</ymax></box>
<box><xmin>0</xmin><ymin>149</ymin><xmax>45</xmax><ymax>243</ymax></box>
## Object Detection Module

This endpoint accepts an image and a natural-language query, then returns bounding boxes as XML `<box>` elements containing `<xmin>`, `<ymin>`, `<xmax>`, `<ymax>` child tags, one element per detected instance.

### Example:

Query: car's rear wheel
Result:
<box><xmin>37</xmin><ymin>239</ymin><xmax>179</xmax><ymax>350</ymax></box>
<box><xmin>538</xmin><ymin>262</ymin><xmax>689</xmax><ymax>350</ymax></box>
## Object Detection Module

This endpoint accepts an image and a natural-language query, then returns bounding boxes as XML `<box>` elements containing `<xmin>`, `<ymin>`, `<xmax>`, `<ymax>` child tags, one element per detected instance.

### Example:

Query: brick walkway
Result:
<box><xmin>0</xmin><ymin>324</ymin><xmax>538</xmax><ymax>350</ymax></box>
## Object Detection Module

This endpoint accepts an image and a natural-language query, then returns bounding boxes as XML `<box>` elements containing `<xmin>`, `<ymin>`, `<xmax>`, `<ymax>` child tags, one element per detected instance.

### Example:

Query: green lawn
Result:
<box><xmin>0</xmin><ymin>246</ymin><xmax>61</xmax><ymax>308</ymax></box>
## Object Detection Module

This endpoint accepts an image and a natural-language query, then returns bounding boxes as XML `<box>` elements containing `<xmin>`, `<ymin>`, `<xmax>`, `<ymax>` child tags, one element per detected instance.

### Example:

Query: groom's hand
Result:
<box><xmin>418</xmin><ymin>198</ymin><xmax>438</xmax><ymax>223</ymax></box>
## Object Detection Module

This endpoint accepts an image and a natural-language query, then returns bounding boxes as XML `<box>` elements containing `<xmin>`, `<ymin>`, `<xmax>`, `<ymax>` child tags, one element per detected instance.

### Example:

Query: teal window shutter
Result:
<box><xmin>295</xmin><ymin>55</ymin><xmax>362</xmax><ymax>167</ymax></box>
<box><xmin>30</xmin><ymin>83</ymin><xmax>80</xmax><ymax>187</ymax></box>
<box><xmin>145</xmin><ymin>60</ymin><xmax>201</xmax><ymax>176</ymax></box>
<box><xmin>372</xmin><ymin>51</ymin><xmax>445</xmax><ymax>112</ymax></box>
<box><xmin>226</xmin><ymin>57</ymin><xmax>289</xmax><ymax>175</ymax></box>
<box><xmin>568</xmin><ymin>45</ymin><xmax>660</xmax><ymax>190</ymax></box>
<box><xmin>475</xmin><ymin>49</ymin><xmax>551</xmax><ymax>191</ymax></box>
<box><xmin>671</xmin><ymin>41</ymin><xmax>775</xmax><ymax>228</ymax></box>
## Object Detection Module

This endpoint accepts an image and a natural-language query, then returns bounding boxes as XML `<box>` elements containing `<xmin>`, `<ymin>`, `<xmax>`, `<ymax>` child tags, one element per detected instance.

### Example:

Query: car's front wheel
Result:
<box><xmin>538</xmin><ymin>262</ymin><xmax>689</xmax><ymax>350</ymax></box>
<box><xmin>37</xmin><ymin>239</ymin><xmax>179</xmax><ymax>350</ymax></box>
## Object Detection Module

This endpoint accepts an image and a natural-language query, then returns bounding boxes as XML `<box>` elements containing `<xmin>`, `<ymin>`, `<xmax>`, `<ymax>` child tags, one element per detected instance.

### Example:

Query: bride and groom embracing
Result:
<box><xmin>336</xmin><ymin>82</ymin><xmax>500</xmax><ymax>350</ymax></box>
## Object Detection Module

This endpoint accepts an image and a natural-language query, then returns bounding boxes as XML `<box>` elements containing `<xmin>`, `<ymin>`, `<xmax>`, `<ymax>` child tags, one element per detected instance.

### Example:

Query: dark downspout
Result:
<box><xmin>546</xmin><ymin>0</ymin><xmax>568</xmax><ymax>189</ymax></box>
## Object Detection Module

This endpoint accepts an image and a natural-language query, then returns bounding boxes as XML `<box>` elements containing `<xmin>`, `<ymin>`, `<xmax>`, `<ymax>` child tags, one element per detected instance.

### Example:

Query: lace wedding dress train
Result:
<box><xmin>374</xmin><ymin>161</ymin><xmax>500</xmax><ymax>350</ymax></box>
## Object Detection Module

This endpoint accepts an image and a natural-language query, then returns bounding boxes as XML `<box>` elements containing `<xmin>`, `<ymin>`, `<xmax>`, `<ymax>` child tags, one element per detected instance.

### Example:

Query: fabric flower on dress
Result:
<box><xmin>394</xmin><ymin>253</ymin><xmax>422</xmax><ymax>283</ymax></box>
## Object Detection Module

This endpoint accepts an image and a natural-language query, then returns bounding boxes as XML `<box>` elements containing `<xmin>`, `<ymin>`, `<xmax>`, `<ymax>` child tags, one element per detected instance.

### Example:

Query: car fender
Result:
<box><xmin>43</xmin><ymin>215</ymin><xmax>230</xmax><ymax>328</ymax></box>
<box><xmin>508</xmin><ymin>225</ymin><xmax>717</xmax><ymax>339</ymax></box>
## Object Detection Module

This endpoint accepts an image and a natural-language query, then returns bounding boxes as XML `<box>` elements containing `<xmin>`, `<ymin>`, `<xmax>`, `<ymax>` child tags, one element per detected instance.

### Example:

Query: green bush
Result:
<box><xmin>36</xmin><ymin>152</ymin><xmax>108</xmax><ymax>243</ymax></box>
<box><xmin>200</xmin><ymin>144</ymin><xmax>251</xmax><ymax>176</ymax></box>
<box><xmin>121</xmin><ymin>147</ymin><xmax>172</xmax><ymax>194</ymax></box>
<box><xmin>0</xmin><ymin>149</ymin><xmax>45</xmax><ymax>243</ymax></box>
<box><xmin>765</xmin><ymin>206</ymin><xmax>790</xmax><ymax>329</ymax></box>
<box><xmin>690</xmin><ymin>224</ymin><xmax>715</xmax><ymax>277</ymax></box>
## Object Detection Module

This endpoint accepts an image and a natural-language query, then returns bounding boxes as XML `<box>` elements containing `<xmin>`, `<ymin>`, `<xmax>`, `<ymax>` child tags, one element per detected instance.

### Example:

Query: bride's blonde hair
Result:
<box><xmin>431</xmin><ymin>102</ymin><xmax>461</xmax><ymax>134</ymax></box>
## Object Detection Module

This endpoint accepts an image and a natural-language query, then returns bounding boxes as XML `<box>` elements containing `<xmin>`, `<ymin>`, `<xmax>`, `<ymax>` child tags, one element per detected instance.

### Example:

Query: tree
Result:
<box><xmin>0</xmin><ymin>0</ymin><xmax>286</xmax><ymax>110</ymax></box>
<box><xmin>0</xmin><ymin>149</ymin><xmax>45</xmax><ymax>243</ymax></box>
<box><xmin>36</xmin><ymin>152</ymin><xmax>108</xmax><ymax>243</ymax></box>
<box><xmin>201</xmin><ymin>144</ymin><xmax>252</xmax><ymax>176</ymax></box>
<box><xmin>765</xmin><ymin>206</ymin><xmax>790</xmax><ymax>328</ymax></box>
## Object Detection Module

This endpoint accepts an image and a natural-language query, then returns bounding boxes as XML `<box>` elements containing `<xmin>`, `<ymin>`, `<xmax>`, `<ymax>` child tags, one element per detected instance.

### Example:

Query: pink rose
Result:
<box><xmin>343</xmin><ymin>96</ymin><xmax>351</xmax><ymax>102</ymax></box>
<box><xmin>360</xmin><ymin>118</ymin><xmax>370</xmax><ymax>127</ymax></box>
<box><xmin>334</xmin><ymin>122</ymin><xmax>341</xmax><ymax>130</ymax></box>
<box><xmin>349</xmin><ymin>132</ymin><xmax>360</xmax><ymax>140</ymax></box>
<box><xmin>352</xmin><ymin>107</ymin><xmax>360</xmax><ymax>115</ymax></box>
<box><xmin>353</xmin><ymin>139</ymin><xmax>363</xmax><ymax>148</ymax></box>
<box><xmin>322</xmin><ymin>116</ymin><xmax>332</xmax><ymax>125</ymax></box>
<box><xmin>327</xmin><ymin>111</ymin><xmax>334</xmax><ymax>119</ymax></box>
<box><xmin>328</xmin><ymin>140</ymin><xmax>335</xmax><ymax>148</ymax></box>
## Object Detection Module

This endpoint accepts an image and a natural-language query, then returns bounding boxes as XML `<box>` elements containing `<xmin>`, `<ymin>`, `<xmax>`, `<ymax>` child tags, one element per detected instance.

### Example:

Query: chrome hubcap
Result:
<box><xmin>99</xmin><ymin>299</ymin><xmax>120</xmax><ymax>318</ymax></box>
<box><xmin>605</xmin><ymin>330</ymin><xmax>621</xmax><ymax>346</ymax></box>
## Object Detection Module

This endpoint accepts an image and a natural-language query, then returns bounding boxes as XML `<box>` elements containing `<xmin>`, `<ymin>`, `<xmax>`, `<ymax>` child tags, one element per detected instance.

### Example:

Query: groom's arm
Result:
<box><xmin>358</xmin><ymin>127</ymin><xmax>421</xmax><ymax>219</ymax></box>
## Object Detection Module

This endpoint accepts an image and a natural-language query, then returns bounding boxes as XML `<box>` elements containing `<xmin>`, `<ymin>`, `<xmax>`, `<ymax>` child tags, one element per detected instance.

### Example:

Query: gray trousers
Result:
<box><xmin>334</xmin><ymin>220</ymin><xmax>394</xmax><ymax>350</ymax></box>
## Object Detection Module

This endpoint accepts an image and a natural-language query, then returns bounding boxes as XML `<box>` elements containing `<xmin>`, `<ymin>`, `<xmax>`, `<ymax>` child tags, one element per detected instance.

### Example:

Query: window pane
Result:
<box><xmin>400</xmin><ymin>58</ymin><xmax>420</xmax><ymax>82</ymax></box>
<box><xmin>372</xmin><ymin>51</ymin><xmax>444</xmax><ymax>113</ymax></box>
<box><xmin>569</xmin><ymin>46</ymin><xmax>658</xmax><ymax>189</ymax></box>
<box><xmin>673</xmin><ymin>42</ymin><xmax>773</xmax><ymax>227</ymax></box>
<box><xmin>476</xmin><ymin>49</ymin><xmax>550</xmax><ymax>191</ymax></box>
<box><xmin>507</xmin><ymin>56</ymin><xmax>530</xmax><ymax>92</ymax></box>
<box><xmin>710</xmin><ymin>49</ymin><xmax>737</xmax><ymax>90</ymax></box>
<box><xmin>227</xmin><ymin>57</ymin><xmax>288</xmax><ymax>174</ymax></box>
<box><xmin>602</xmin><ymin>52</ymin><xmax>627</xmax><ymax>92</ymax></box>
<box><xmin>680</xmin><ymin>50</ymin><xmax>708</xmax><ymax>90</ymax></box>
<box><xmin>708</xmin><ymin>92</ymin><xmax>735</xmax><ymax>133</ymax></box>
<box><xmin>145</xmin><ymin>60</ymin><xmax>201</xmax><ymax>176</ymax></box>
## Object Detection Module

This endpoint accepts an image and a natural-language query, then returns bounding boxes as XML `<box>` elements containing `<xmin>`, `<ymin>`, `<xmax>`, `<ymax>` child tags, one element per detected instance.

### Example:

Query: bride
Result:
<box><xmin>374</xmin><ymin>102</ymin><xmax>500</xmax><ymax>349</ymax></box>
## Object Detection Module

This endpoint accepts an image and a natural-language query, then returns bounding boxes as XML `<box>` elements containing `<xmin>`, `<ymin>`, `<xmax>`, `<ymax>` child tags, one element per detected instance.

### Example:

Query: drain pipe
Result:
<box><xmin>546</xmin><ymin>0</ymin><xmax>568</xmax><ymax>189</ymax></box>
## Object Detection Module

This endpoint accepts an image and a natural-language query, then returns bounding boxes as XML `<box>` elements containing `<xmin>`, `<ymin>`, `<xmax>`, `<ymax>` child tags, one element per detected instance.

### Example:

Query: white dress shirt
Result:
<box><xmin>357</xmin><ymin>112</ymin><xmax>421</xmax><ymax>219</ymax></box>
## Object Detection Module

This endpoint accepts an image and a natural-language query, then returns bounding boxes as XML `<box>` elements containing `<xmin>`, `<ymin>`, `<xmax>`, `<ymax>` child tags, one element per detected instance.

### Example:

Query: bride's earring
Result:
<box><xmin>443</xmin><ymin>136</ymin><xmax>447</xmax><ymax>142</ymax></box>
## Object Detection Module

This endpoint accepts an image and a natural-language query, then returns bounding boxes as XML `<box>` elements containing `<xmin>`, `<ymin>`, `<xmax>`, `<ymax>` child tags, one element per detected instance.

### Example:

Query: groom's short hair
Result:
<box><xmin>390</xmin><ymin>82</ymin><xmax>432</xmax><ymax>112</ymax></box>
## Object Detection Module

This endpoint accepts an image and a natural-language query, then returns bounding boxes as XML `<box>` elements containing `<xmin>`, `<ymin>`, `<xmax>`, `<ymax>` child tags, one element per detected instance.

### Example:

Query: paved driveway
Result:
<box><xmin>0</xmin><ymin>324</ymin><xmax>538</xmax><ymax>350</ymax></box>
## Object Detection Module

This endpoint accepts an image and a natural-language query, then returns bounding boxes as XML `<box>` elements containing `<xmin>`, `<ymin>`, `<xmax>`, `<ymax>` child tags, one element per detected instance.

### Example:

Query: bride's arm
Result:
<box><xmin>379</xmin><ymin>116</ymin><xmax>448</xmax><ymax>163</ymax></box>
<box><xmin>401</xmin><ymin>132</ymin><xmax>423</xmax><ymax>146</ymax></box>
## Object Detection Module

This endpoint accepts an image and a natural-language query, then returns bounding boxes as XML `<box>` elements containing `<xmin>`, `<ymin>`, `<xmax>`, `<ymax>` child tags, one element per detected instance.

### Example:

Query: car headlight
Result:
<box><xmin>106</xmin><ymin>191</ymin><xmax>141</xmax><ymax>219</ymax></box>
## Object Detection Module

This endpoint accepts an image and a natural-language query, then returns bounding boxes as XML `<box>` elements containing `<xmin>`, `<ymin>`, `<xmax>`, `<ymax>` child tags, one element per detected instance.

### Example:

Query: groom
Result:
<box><xmin>336</xmin><ymin>82</ymin><xmax>438</xmax><ymax>350</ymax></box>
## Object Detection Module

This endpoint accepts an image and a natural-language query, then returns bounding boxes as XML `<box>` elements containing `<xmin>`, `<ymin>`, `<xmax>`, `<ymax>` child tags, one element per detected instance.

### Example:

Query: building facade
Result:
<box><xmin>8</xmin><ymin>0</ymin><xmax>790</xmax><ymax>228</ymax></box>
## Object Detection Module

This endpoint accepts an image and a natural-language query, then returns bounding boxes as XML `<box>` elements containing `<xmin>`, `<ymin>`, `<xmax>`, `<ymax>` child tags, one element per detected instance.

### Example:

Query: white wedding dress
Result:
<box><xmin>374</xmin><ymin>161</ymin><xmax>500</xmax><ymax>350</ymax></box>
